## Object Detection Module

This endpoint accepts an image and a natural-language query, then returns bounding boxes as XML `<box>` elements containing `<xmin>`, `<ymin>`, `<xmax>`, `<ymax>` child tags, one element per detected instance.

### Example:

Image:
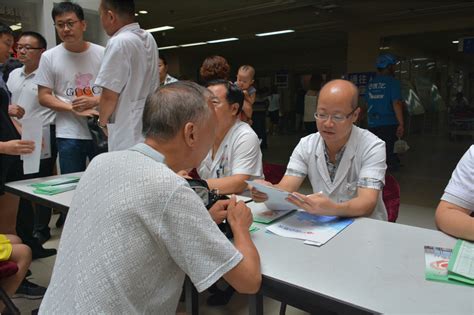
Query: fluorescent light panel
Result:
<box><xmin>255</xmin><ymin>29</ymin><xmax>294</xmax><ymax>37</ymax></box>
<box><xmin>179</xmin><ymin>42</ymin><xmax>207</xmax><ymax>47</ymax></box>
<box><xmin>207</xmin><ymin>37</ymin><xmax>239</xmax><ymax>44</ymax></box>
<box><xmin>10</xmin><ymin>23</ymin><xmax>22</xmax><ymax>31</ymax></box>
<box><xmin>146</xmin><ymin>26</ymin><xmax>174</xmax><ymax>33</ymax></box>
<box><xmin>452</xmin><ymin>40</ymin><xmax>459</xmax><ymax>44</ymax></box>
<box><xmin>159</xmin><ymin>45</ymin><xmax>179</xmax><ymax>50</ymax></box>
<box><xmin>139</xmin><ymin>10</ymin><xmax>148</xmax><ymax>14</ymax></box>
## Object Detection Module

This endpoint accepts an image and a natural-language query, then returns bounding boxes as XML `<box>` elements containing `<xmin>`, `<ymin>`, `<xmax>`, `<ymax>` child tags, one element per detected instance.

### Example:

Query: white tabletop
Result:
<box><xmin>5</xmin><ymin>172</ymin><xmax>82</xmax><ymax>211</ymax></box>
<box><xmin>5</xmin><ymin>175</ymin><xmax>473</xmax><ymax>314</ymax></box>
<box><xmin>249</xmin><ymin>206</ymin><xmax>473</xmax><ymax>315</ymax></box>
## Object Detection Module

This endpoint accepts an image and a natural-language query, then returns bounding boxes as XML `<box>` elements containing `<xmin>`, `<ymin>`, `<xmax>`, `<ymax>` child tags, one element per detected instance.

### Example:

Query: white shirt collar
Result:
<box><xmin>113</xmin><ymin>22</ymin><xmax>141</xmax><ymax>37</ymax></box>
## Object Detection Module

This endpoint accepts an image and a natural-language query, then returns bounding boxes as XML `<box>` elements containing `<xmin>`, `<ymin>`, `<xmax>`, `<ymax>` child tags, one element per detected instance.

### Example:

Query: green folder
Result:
<box><xmin>447</xmin><ymin>240</ymin><xmax>474</xmax><ymax>286</ymax></box>
<box><xmin>31</xmin><ymin>176</ymin><xmax>80</xmax><ymax>188</ymax></box>
<box><xmin>33</xmin><ymin>183</ymin><xmax>78</xmax><ymax>196</ymax></box>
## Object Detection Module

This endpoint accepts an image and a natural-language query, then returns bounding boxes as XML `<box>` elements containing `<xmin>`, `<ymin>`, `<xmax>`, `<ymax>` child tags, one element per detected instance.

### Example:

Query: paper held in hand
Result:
<box><xmin>246</xmin><ymin>180</ymin><xmax>297</xmax><ymax>211</ymax></box>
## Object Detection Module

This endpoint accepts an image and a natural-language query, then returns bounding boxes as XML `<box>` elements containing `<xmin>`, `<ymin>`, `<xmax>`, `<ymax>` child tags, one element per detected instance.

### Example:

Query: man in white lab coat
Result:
<box><xmin>196</xmin><ymin>80</ymin><xmax>263</xmax><ymax>195</ymax></box>
<box><xmin>252</xmin><ymin>79</ymin><xmax>388</xmax><ymax>220</ymax></box>
<box><xmin>95</xmin><ymin>0</ymin><xmax>158</xmax><ymax>151</ymax></box>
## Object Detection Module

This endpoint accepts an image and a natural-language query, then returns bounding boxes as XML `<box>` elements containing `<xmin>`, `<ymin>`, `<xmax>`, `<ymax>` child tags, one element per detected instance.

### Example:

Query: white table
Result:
<box><xmin>249</xmin><ymin>214</ymin><xmax>473</xmax><ymax>315</ymax></box>
<box><xmin>4</xmin><ymin>173</ymin><xmax>82</xmax><ymax>213</ymax></box>
<box><xmin>5</xmin><ymin>174</ymin><xmax>473</xmax><ymax>314</ymax></box>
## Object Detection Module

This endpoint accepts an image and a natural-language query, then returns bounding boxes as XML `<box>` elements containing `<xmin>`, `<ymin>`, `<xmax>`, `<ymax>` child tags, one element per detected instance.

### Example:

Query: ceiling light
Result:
<box><xmin>139</xmin><ymin>10</ymin><xmax>148</xmax><ymax>14</ymax></box>
<box><xmin>134</xmin><ymin>13</ymin><xmax>138</xmax><ymax>16</ymax></box>
<box><xmin>207</xmin><ymin>37</ymin><xmax>239</xmax><ymax>44</ymax></box>
<box><xmin>159</xmin><ymin>45</ymin><xmax>179</xmax><ymax>50</ymax></box>
<box><xmin>452</xmin><ymin>40</ymin><xmax>459</xmax><ymax>44</ymax></box>
<box><xmin>255</xmin><ymin>29</ymin><xmax>294</xmax><ymax>37</ymax></box>
<box><xmin>10</xmin><ymin>23</ymin><xmax>21</xmax><ymax>31</ymax></box>
<box><xmin>146</xmin><ymin>26</ymin><xmax>174</xmax><ymax>33</ymax></box>
<box><xmin>179</xmin><ymin>42</ymin><xmax>207</xmax><ymax>47</ymax></box>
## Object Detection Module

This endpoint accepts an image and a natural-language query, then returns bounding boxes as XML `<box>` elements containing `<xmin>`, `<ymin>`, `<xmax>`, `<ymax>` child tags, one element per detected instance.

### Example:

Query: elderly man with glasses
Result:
<box><xmin>252</xmin><ymin>79</ymin><xmax>388</xmax><ymax>220</ymax></box>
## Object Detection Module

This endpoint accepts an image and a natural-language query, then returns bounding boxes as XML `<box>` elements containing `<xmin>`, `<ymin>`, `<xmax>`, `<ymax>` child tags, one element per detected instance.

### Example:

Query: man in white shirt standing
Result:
<box><xmin>197</xmin><ymin>80</ymin><xmax>263</xmax><ymax>195</ymax></box>
<box><xmin>96</xmin><ymin>0</ymin><xmax>159</xmax><ymax>151</ymax></box>
<box><xmin>8</xmin><ymin>31</ymin><xmax>57</xmax><ymax>245</ymax></box>
<box><xmin>35</xmin><ymin>2</ymin><xmax>104</xmax><ymax>175</ymax></box>
<box><xmin>252</xmin><ymin>79</ymin><xmax>388</xmax><ymax>220</ymax></box>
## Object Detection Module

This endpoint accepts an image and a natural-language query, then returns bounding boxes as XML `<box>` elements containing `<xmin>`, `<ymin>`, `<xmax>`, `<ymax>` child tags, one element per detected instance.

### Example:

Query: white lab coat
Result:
<box><xmin>287</xmin><ymin>125</ymin><xmax>388</xmax><ymax>220</ymax></box>
<box><xmin>95</xmin><ymin>23</ymin><xmax>159</xmax><ymax>151</ymax></box>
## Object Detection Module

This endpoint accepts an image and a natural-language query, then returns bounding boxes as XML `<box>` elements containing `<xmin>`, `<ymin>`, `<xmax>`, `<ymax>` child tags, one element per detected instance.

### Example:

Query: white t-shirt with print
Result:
<box><xmin>198</xmin><ymin>120</ymin><xmax>263</xmax><ymax>180</ymax></box>
<box><xmin>39</xmin><ymin>144</ymin><xmax>242</xmax><ymax>314</ymax></box>
<box><xmin>34</xmin><ymin>43</ymin><xmax>104</xmax><ymax>140</ymax></box>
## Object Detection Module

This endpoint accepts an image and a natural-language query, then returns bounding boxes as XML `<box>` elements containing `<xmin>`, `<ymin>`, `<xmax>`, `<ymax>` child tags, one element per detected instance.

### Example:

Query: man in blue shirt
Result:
<box><xmin>366</xmin><ymin>54</ymin><xmax>404</xmax><ymax>171</ymax></box>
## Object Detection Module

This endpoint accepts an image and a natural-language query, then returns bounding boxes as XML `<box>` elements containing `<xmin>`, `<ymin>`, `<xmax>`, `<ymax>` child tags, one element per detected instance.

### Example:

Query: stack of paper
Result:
<box><xmin>266</xmin><ymin>211</ymin><xmax>354</xmax><ymax>246</ymax></box>
<box><xmin>424</xmin><ymin>240</ymin><xmax>474</xmax><ymax>287</ymax></box>
<box><xmin>31</xmin><ymin>176</ymin><xmax>80</xmax><ymax>195</ymax></box>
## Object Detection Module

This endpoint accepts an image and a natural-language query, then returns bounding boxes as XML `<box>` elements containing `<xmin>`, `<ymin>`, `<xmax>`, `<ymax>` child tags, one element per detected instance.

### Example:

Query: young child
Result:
<box><xmin>235</xmin><ymin>65</ymin><xmax>256</xmax><ymax>124</ymax></box>
<box><xmin>0</xmin><ymin>234</ymin><xmax>31</xmax><ymax>310</ymax></box>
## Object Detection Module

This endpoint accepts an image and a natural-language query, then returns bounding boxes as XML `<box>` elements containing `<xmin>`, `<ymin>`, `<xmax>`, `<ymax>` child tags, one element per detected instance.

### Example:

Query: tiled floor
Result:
<box><xmin>14</xmin><ymin>126</ymin><xmax>473</xmax><ymax>314</ymax></box>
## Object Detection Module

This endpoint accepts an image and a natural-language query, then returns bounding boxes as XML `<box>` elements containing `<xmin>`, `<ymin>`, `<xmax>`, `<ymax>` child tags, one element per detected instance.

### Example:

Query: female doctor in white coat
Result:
<box><xmin>251</xmin><ymin>79</ymin><xmax>388</xmax><ymax>220</ymax></box>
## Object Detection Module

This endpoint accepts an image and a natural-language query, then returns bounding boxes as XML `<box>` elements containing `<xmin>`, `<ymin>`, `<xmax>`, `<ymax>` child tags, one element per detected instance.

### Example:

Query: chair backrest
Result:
<box><xmin>263</xmin><ymin>162</ymin><xmax>286</xmax><ymax>185</ymax></box>
<box><xmin>0</xmin><ymin>261</ymin><xmax>18</xmax><ymax>279</ymax></box>
<box><xmin>383</xmin><ymin>173</ymin><xmax>401</xmax><ymax>222</ymax></box>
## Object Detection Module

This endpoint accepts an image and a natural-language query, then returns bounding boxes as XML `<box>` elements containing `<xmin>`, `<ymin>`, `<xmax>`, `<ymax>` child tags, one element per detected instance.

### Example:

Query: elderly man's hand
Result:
<box><xmin>226</xmin><ymin>196</ymin><xmax>252</xmax><ymax>233</ymax></box>
<box><xmin>250</xmin><ymin>179</ymin><xmax>272</xmax><ymax>202</ymax></box>
<box><xmin>8</xmin><ymin>104</ymin><xmax>25</xmax><ymax>119</ymax></box>
<box><xmin>208</xmin><ymin>199</ymin><xmax>229</xmax><ymax>224</ymax></box>
<box><xmin>286</xmin><ymin>192</ymin><xmax>334</xmax><ymax>215</ymax></box>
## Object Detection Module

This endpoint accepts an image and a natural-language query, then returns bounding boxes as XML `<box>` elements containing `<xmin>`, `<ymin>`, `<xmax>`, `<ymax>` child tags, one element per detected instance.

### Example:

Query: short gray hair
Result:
<box><xmin>142</xmin><ymin>81</ymin><xmax>212</xmax><ymax>140</ymax></box>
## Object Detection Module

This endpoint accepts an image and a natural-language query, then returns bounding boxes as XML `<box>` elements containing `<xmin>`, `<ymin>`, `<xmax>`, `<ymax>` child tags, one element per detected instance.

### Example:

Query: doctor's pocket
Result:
<box><xmin>130</xmin><ymin>98</ymin><xmax>147</xmax><ymax>141</ymax></box>
<box><xmin>338</xmin><ymin>181</ymin><xmax>358</xmax><ymax>203</ymax></box>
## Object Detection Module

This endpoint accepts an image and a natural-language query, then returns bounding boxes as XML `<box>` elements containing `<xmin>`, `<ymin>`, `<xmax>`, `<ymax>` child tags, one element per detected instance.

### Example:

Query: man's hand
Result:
<box><xmin>208</xmin><ymin>199</ymin><xmax>230</xmax><ymax>224</ymax></box>
<box><xmin>250</xmin><ymin>179</ymin><xmax>273</xmax><ymax>202</ymax></box>
<box><xmin>0</xmin><ymin>140</ymin><xmax>35</xmax><ymax>155</ymax></box>
<box><xmin>226</xmin><ymin>196</ymin><xmax>253</xmax><ymax>232</ymax></box>
<box><xmin>286</xmin><ymin>192</ymin><xmax>335</xmax><ymax>215</ymax></box>
<box><xmin>8</xmin><ymin>105</ymin><xmax>25</xmax><ymax>119</ymax></box>
<box><xmin>72</xmin><ymin>108</ymin><xmax>99</xmax><ymax>117</ymax></box>
<box><xmin>72</xmin><ymin>96</ymin><xmax>98</xmax><ymax>112</ymax></box>
<box><xmin>396</xmin><ymin>124</ymin><xmax>404</xmax><ymax>138</ymax></box>
<box><xmin>177</xmin><ymin>170</ymin><xmax>192</xmax><ymax>179</ymax></box>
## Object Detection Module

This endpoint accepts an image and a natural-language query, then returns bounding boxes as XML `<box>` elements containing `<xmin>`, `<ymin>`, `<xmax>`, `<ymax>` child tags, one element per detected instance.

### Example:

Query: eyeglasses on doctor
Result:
<box><xmin>314</xmin><ymin>106</ymin><xmax>358</xmax><ymax>123</ymax></box>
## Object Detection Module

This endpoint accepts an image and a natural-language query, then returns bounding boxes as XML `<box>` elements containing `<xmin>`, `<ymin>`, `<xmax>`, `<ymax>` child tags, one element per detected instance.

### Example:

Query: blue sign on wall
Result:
<box><xmin>346</xmin><ymin>72</ymin><xmax>376</xmax><ymax>96</ymax></box>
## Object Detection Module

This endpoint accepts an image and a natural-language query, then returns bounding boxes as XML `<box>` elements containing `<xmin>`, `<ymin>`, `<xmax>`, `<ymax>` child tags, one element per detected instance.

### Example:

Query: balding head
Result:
<box><xmin>319</xmin><ymin>79</ymin><xmax>359</xmax><ymax>110</ymax></box>
<box><xmin>315</xmin><ymin>79</ymin><xmax>360</xmax><ymax>149</ymax></box>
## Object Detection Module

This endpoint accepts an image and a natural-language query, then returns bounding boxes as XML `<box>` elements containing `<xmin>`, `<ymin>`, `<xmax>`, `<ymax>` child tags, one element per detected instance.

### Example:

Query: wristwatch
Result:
<box><xmin>97</xmin><ymin>118</ymin><xmax>108</xmax><ymax>130</ymax></box>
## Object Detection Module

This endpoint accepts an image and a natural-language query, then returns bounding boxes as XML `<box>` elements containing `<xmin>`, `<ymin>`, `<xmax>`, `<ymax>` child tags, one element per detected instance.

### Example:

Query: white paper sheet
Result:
<box><xmin>21</xmin><ymin>118</ymin><xmax>42</xmax><ymax>174</ymax></box>
<box><xmin>246</xmin><ymin>180</ymin><xmax>296</xmax><ymax>210</ymax></box>
<box><xmin>41</xmin><ymin>125</ymin><xmax>51</xmax><ymax>159</ymax></box>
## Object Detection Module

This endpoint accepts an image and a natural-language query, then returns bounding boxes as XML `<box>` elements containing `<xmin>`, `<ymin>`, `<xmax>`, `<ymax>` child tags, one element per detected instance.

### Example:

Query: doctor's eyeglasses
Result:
<box><xmin>314</xmin><ymin>106</ymin><xmax>358</xmax><ymax>123</ymax></box>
